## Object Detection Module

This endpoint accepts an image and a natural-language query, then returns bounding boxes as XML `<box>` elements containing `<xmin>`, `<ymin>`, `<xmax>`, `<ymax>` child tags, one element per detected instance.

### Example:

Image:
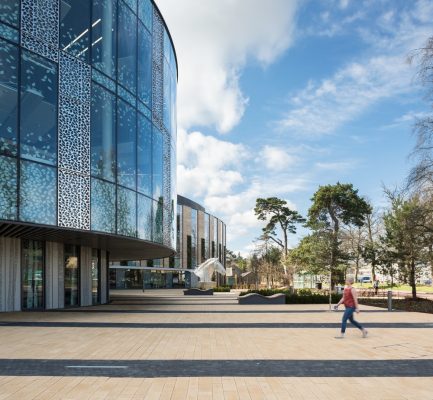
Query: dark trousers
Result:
<box><xmin>341</xmin><ymin>307</ymin><xmax>363</xmax><ymax>333</ymax></box>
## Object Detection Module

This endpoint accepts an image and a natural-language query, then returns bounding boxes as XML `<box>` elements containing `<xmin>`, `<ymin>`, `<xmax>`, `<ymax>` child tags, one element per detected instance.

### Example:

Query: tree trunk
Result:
<box><xmin>410</xmin><ymin>259</ymin><xmax>417</xmax><ymax>300</ymax></box>
<box><xmin>283</xmin><ymin>230</ymin><xmax>288</xmax><ymax>276</ymax></box>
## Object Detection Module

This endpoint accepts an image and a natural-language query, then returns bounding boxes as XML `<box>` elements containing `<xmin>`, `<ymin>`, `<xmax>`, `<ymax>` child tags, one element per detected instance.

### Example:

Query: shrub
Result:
<box><xmin>214</xmin><ymin>286</ymin><xmax>231</xmax><ymax>292</ymax></box>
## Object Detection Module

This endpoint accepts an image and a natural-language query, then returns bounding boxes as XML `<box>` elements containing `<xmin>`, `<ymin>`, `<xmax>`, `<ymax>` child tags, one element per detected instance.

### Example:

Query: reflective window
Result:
<box><xmin>138</xmin><ymin>22</ymin><xmax>151</xmax><ymax>108</ymax></box>
<box><xmin>191</xmin><ymin>209</ymin><xmax>197</xmax><ymax>268</ymax></box>
<box><xmin>152</xmin><ymin>127</ymin><xmax>163</xmax><ymax>201</ymax></box>
<box><xmin>0</xmin><ymin>0</ymin><xmax>19</xmax><ymax>27</ymax></box>
<box><xmin>137</xmin><ymin>114</ymin><xmax>152</xmax><ymax>196</ymax></box>
<box><xmin>60</xmin><ymin>0</ymin><xmax>91</xmax><ymax>62</ymax></box>
<box><xmin>0</xmin><ymin>155</ymin><xmax>17</xmax><ymax>220</ymax></box>
<box><xmin>123</xmin><ymin>0</ymin><xmax>137</xmax><ymax>14</ymax></box>
<box><xmin>117</xmin><ymin>186</ymin><xmax>137</xmax><ymax>236</ymax></box>
<box><xmin>0</xmin><ymin>39</ymin><xmax>18</xmax><ymax>156</ymax></box>
<box><xmin>137</xmin><ymin>193</ymin><xmax>152</xmax><ymax>240</ymax></box>
<box><xmin>91</xmin><ymin>84</ymin><xmax>116</xmax><ymax>181</ymax></box>
<box><xmin>118</xmin><ymin>2</ymin><xmax>137</xmax><ymax>94</ymax></box>
<box><xmin>138</xmin><ymin>0</ymin><xmax>152</xmax><ymax>33</ymax></box>
<box><xmin>91</xmin><ymin>178</ymin><xmax>115</xmax><ymax>233</ymax></box>
<box><xmin>153</xmin><ymin>200</ymin><xmax>163</xmax><ymax>244</ymax></box>
<box><xmin>64</xmin><ymin>244</ymin><xmax>80</xmax><ymax>307</ymax></box>
<box><xmin>91</xmin><ymin>248</ymin><xmax>100</xmax><ymax>305</ymax></box>
<box><xmin>22</xmin><ymin>240</ymin><xmax>44</xmax><ymax>310</ymax></box>
<box><xmin>117</xmin><ymin>100</ymin><xmax>137</xmax><ymax>190</ymax></box>
<box><xmin>92</xmin><ymin>0</ymin><xmax>117</xmax><ymax>79</ymax></box>
<box><xmin>20</xmin><ymin>160</ymin><xmax>56</xmax><ymax>225</ymax></box>
<box><xmin>20</xmin><ymin>51</ymin><xmax>57</xmax><ymax>165</ymax></box>
<box><xmin>204</xmin><ymin>213</ymin><xmax>209</xmax><ymax>259</ymax></box>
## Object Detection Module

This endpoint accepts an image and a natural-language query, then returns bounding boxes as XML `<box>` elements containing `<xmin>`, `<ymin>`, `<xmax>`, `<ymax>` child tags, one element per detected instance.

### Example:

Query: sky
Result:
<box><xmin>156</xmin><ymin>0</ymin><xmax>433</xmax><ymax>256</ymax></box>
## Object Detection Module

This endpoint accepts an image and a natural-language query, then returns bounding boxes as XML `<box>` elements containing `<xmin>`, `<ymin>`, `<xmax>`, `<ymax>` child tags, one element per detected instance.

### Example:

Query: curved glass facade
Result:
<box><xmin>0</xmin><ymin>0</ymin><xmax>177</xmax><ymax>253</ymax></box>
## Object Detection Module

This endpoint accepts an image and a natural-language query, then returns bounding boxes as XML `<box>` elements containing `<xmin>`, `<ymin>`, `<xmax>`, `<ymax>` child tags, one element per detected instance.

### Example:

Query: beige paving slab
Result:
<box><xmin>0</xmin><ymin>291</ymin><xmax>432</xmax><ymax>399</ymax></box>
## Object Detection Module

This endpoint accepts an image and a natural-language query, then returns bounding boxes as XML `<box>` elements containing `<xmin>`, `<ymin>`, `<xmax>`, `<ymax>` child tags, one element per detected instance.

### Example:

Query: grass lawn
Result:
<box><xmin>353</xmin><ymin>283</ymin><xmax>433</xmax><ymax>293</ymax></box>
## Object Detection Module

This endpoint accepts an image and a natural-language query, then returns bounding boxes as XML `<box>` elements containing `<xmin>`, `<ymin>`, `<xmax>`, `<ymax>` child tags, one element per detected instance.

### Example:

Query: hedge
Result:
<box><xmin>213</xmin><ymin>286</ymin><xmax>231</xmax><ymax>292</ymax></box>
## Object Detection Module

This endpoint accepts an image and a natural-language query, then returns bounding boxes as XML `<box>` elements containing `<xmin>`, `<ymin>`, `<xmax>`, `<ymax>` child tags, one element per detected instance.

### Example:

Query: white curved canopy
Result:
<box><xmin>192</xmin><ymin>258</ymin><xmax>226</xmax><ymax>282</ymax></box>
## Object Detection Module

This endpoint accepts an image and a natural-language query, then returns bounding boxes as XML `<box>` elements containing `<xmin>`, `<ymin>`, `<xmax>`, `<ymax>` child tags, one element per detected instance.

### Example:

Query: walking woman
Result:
<box><xmin>334</xmin><ymin>277</ymin><xmax>368</xmax><ymax>338</ymax></box>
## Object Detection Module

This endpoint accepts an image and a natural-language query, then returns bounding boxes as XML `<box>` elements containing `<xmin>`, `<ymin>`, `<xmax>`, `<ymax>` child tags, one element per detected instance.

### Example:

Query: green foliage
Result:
<box><xmin>289</xmin><ymin>231</ymin><xmax>333</xmax><ymax>275</ymax></box>
<box><xmin>214</xmin><ymin>286</ymin><xmax>231</xmax><ymax>292</ymax></box>
<box><xmin>254</xmin><ymin>197</ymin><xmax>305</xmax><ymax>255</ymax></box>
<box><xmin>307</xmin><ymin>183</ymin><xmax>372</xmax><ymax>229</ymax></box>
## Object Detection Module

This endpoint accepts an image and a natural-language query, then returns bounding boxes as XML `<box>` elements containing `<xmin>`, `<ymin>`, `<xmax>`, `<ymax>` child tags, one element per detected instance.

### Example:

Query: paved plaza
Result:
<box><xmin>0</xmin><ymin>290</ymin><xmax>432</xmax><ymax>399</ymax></box>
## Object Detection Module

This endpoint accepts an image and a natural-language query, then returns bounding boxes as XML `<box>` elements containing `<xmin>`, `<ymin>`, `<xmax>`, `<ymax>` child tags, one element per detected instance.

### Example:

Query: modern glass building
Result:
<box><xmin>110</xmin><ymin>195</ymin><xmax>227</xmax><ymax>289</ymax></box>
<box><xmin>0</xmin><ymin>0</ymin><xmax>177</xmax><ymax>311</ymax></box>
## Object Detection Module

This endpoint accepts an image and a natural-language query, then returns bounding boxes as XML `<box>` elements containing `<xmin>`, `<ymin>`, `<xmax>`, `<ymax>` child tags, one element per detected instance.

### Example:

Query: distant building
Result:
<box><xmin>110</xmin><ymin>195</ymin><xmax>227</xmax><ymax>289</ymax></box>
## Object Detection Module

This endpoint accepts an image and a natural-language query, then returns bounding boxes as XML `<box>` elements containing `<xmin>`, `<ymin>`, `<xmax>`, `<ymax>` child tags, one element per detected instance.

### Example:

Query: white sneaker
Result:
<box><xmin>362</xmin><ymin>329</ymin><xmax>368</xmax><ymax>338</ymax></box>
<box><xmin>335</xmin><ymin>333</ymin><xmax>345</xmax><ymax>339</ymax></box>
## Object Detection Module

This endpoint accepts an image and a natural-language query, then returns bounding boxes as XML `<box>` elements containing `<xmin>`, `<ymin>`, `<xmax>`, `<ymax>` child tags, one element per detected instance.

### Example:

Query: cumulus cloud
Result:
<box><xmin>259</xmin><ymin>145</ymin><xmax>299</xmax><ymax>171</ymax></box>
<box><xmin>156</xmin><ymin>0</ymin><xmax>299</xmax><ymax>133</ymax></box>
<box><xmin>177</xmin><ymin>129</ymin><xmax>249</xmax><ymax>198</ymax></box>
<box><xmin>278</xmin><ymin>0</ymin><xmax>433</xmax><ymax>137</ymax></box>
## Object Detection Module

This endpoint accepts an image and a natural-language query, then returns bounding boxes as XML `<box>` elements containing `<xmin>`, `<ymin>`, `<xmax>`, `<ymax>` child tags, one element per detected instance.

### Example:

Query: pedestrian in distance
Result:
<box><xmin>373</xmin><ymin>279</ymin><xmax>379</xmax><ymax>295</ymax></box>
<box><xmin>334</xmin><ymin>276</ymin><xmax>368</xmax><ymax>339</ymax></box>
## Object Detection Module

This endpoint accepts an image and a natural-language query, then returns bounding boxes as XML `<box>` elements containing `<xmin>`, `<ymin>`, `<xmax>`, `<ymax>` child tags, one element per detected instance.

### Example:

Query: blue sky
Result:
<box><xmin>156</xmin><ymin>0</ymin><xmax>433</xmax><ymax>255</ymax></box>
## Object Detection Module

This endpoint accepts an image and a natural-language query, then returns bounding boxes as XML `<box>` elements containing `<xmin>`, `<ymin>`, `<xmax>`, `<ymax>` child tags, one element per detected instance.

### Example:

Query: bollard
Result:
<box><xmin>387</xmin><ymin>290</ymin><xmax>392</xmax><ymax>311</ymax></box>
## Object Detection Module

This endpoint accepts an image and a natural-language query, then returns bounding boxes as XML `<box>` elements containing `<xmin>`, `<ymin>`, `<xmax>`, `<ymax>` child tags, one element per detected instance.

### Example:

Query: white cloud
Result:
<box><xmin>278</xmin><ymin>0</ymin><xmax>433</xmax><ymax>137</ymax></box>
<box><xmin>177</xmin><ymin>129</ymin><xmax>249</xmax><ymax>197</ymax></box>
<box><xmin>155</xmin><ymin>0</ymin><xmax>299</xmax><ymax>133</ymax></box>
<box><xmin>259</xmin><ymin>145</ymin><xmax>299</xmax><ymax>171</ymax></box>
<box><xmin>315</xmin><ymin>161</ymin><xmax>357</xmax><ymax>171</ymax></box>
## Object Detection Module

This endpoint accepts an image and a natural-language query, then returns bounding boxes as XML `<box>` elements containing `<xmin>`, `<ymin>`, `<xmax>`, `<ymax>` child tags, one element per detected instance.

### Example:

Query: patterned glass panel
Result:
<box><xmin>117</xmin><ymin>186</ymin><xmax>137</xmax><ymax>237</ymax></box>
<box><xmin>0</xmin><ymin>39</ymin><xmax>18</xmax><ymax>157</ymax></box>
<box><xmin>162</xmin><ymin>59</ymin><xmax>170</xmax><ymax>131</ymax></box>
<box><xmin>118</xmin><ymin>2</ymin><xmax>137</xmax><ymax>94</ymax></box>
<box><xmin>153</xmin><ymin>199</ymin><xmax>163</xmax><ymax>244</ymax></box>
<box><xmin>138</xmin><ymin>22</ymin><xmax>151</xmax><ymax>108</ymax></box>
<box><xmin>123</xmin><ymin>0</ymin><xmax>137</xmax><ymax>14</ymax></box>
<box><xmin>138</xmin><ymin>0</ymin><xmax>152</xmax><ymax>33</ymax></box>
<box><xmin>20</xmin><ymin>51</ymin><xmax>57</xmax><ymax>166</ymax></box>
<box><xmin>58</xmin><ymin>53</ymin><xmax>91</xmax><ymax>174</ymax></box>
<box><xmin>162</xmin><ymin>131</ymin><xmax>171</xmax><ymax>209</ymax></box>
<box><xmin>20</xmin><ymin>160</ymin><xmax>56</xmax><ymax>225</ymax></box>
<box><xmin>91</xmin><ymin>178</ymin><xmax>115</xmax><ymax>233</ymax></box>
<box><xmin>91</xmin><ymin>84</ymin><xmax>116</xmax><ymax>181</ymax></box>
<box><xmin>170</xmin><ymin>68</ymin><xmax>177</xmax><ymax>141</ymax></box>
<box><xmin>152</xmin><ymin>7</ymin><xmax>163</xmax><ymax>130</ymax></box>
<box><xmin>21</xmin><ymin>0</ymin><xmax>59</xmax><ymax>62</ymax></box>
<box><xmin>0</xmin><ymin>0</ymin><xmax>19</xmax><ymax>27</ymax></box>
<box><xmin>92</xmin><ymin>69</ymin><xmax>116</xmax><ymax>92</ymax></box>
<box><xmin>0</xmin><ymin>22</ymin><xmax>19</xmax><ymax>43</ymax></box>
<box><xmin>137</xmin><ymin>114</ymin><xmax>152</xmax><ymax>196</ymax></box>
<box><xmin>92</xmin><ymin>0</ymin><xmax>117</xmax><ymax>79</ymax></box>
<box><xmin>58</xmin><ymin>171</ymin><xmax>90</xmax><ymax>229</ymax></box>
<box><xmin>60</xmin><ymin>0</ymin><xmax>91</xmax><ymax>62</ymax></box>
<box><xmin>152</xmin><ymin>126</ymin><xmax>163</xmax><ymax>201</ymax></box>
<box><xmin>137</xmin><ymin>193</ymin><xmax>152</xmax><ymax>240</ymax></box>
<box><xmin>0</xmin><ymin>155</ymin><xmax>17</xmax><ymax>220</ymax></box>
<box><xmin>117</xmin><ymin>100</ymin><xmax>137</xmax><ymax>190</ymax></box>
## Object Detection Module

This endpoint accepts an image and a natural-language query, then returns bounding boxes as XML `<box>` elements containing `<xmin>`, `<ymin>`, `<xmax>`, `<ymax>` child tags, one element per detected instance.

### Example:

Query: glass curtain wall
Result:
<box><xmin>22</xmin><ymin>240</ymin><xmax>44</xmax><ymax>310</ymax></box>
<box><xmin>191</xmin><ymin>209</ymin><xmax>197</xmax><ymax>268</ymax></box>
<box><xmin>64</xmin><ymin>244</ymin><xmax>80</xmax><ymax>307</ymax></box>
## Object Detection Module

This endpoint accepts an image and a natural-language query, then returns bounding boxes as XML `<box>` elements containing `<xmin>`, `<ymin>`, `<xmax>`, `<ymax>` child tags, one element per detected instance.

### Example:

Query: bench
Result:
<box><xmin>238</xmin><ymin>293</ymin><xmax>286</xmax><ymax>304</ymax></box>
<box><xmin>183</xmin><ymin>288</ymin><xmax>214</xmax><ymax>296</ymax></box>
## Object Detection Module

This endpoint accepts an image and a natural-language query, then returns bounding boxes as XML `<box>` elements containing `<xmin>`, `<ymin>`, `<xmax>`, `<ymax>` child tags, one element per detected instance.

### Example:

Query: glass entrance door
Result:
<box><xmin>91</xmin><ymin>249</ymin><xmax>100</xmax><ymax>305</ymax></box>
<box><xmin>64</xmin><ymin>244</ymin><xmax>80</xmax><ymax>307</ymax></box>
<box><xmin>22</xmin><ymin>240</ymin><xmax>44</xmax><ymax>310</ymax></box>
